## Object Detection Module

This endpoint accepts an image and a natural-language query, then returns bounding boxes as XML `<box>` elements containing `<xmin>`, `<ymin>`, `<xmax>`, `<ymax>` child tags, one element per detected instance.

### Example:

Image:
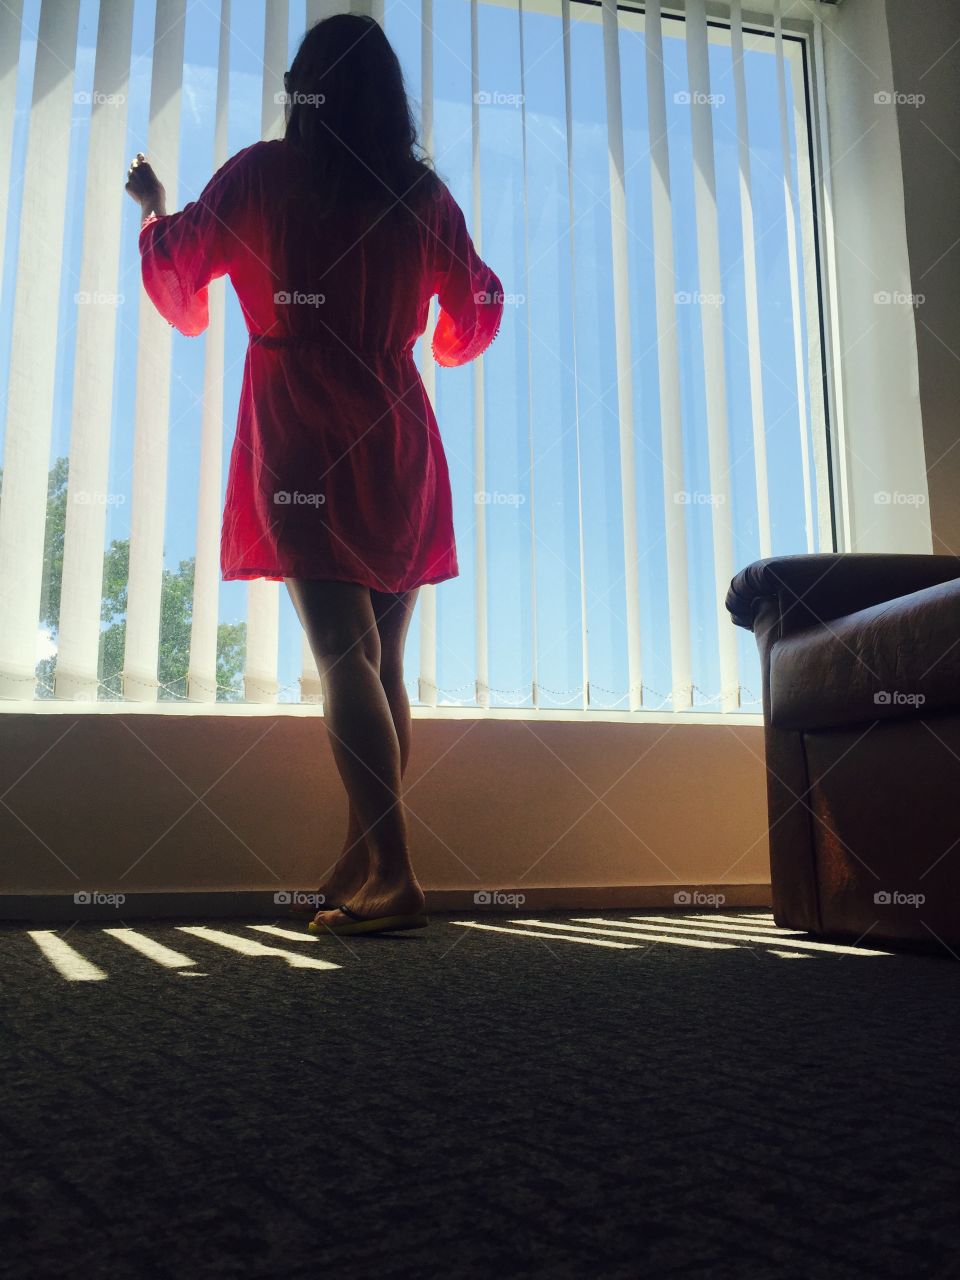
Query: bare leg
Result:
<box><xmin>324</xmin><ymin>802</ymin><xmax>367</xmax><ymax>902</ymax></box>
<box><xmin>340</xmin><ymin>578</ymin><xmax>419</xmax><ymax>829</ymax></box>
<box><xmin>285</xmin><ymin>579</ymin><xmax>423</xmax><ymax>921</ymax></box>
<box><xmin>300</xmin><ymin>589</ymin><xmax>418</xmax><ymax>903</ymax></box>
<box><xmin>371</xmin><ymin>584</ymin><xmax>419</xmax><ymax>780</ymax></box>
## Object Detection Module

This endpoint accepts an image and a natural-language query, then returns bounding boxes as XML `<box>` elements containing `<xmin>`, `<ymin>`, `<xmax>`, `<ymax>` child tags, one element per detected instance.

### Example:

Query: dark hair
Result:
<box><xmin>284</xmin><ymin>14</ymin><xmax>440</xmax><ymax>218</ymax></box>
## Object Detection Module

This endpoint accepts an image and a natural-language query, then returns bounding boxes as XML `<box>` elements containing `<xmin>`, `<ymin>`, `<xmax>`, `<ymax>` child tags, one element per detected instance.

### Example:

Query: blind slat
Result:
<box><xmin>242</xmin><ymin>0</ymin><xmax>290</xmax><ymax>706</ymax></box>
<box><xmin>356</xmin><ymin>0</ymin><xmax>385</xmax><ymax>21</ymax></box>
<box><xmin>601</xmin><ymin>0</ymin><xmax>643</xmax><ymax>711</ymax></box>
<box><xmin>307</xmin><ymin>1</ymin><xmax>349</xmax><ymax>24</ymax></box>
<box><xmin>645</xmin><ymin>0</ymin><xmax>692</xmax><ymax>710</ymax></box>
<box><xmin>122</xmin><ymin>0</ymin><xmax>187</xmax><ymax>701</ymax></box>
<box><xmin>470</xmin><ymin>0</ymin><xmax>489</xmax><ymax>708</ymax></box>
<box><xmin>685</xmin><ymin>0</ymin><xmax>739</xmax><ymax>711</ymax></box>
<box><xmin>262</xmin><ymin>0</ymin><xmax>289</xmax><ymax>141</ymax></box>
<box><xmin>517</xmin><ymin>0</ymin><xmax>539</xmax><ymax>708</ymax></box>
<box><xmin>561</xmin><ymin>0</ymin><xmax>590</xmax><ymax>711</ymax></box>
<box><xmin>0</xmin><ymin>0</ymin><xmax>82</xmax><ymax>698</ymax></box>
<box><xmin>730</xmin><ymin>0</ymin><xmax>772</xmax><ymax>561</ymax></box>
<box><xmin>300</xmin><ymin>629</ymin><xmax>323</xmax><ymax>703</ymax></box>
<box><xmin>56</xmin><ymin>0</ymin><xmax>135</xmax><ymax>700</ymax></box>
<box><xmin>0</xmin><ymin>0</ymin><xmax>23</xmax><ymax>306</ymax></box>
<box><xmin>188</xmin><ymin>0</ymin><xmax>232</xmax><ymax>702</ymax></box>
<box><xmin>244</xmin><ymin>581</ymin><xmax>281</xmax><ymax>702</ymax></box>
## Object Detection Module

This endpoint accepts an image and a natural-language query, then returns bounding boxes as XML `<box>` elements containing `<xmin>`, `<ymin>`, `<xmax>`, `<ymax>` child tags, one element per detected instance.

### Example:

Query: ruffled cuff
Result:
<box><xmin>432</xmin><ymin>272</ymin><xmax>505</xmax><ymax>368</ymax></box>
<box><xmin>138</xmin><ymin>214</ymin><xmax>209</xmax><ymax>337</ymax></box>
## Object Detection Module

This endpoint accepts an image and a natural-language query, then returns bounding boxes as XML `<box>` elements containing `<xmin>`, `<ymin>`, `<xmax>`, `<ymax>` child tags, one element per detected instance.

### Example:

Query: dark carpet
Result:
<box><xmin>0</xmin><ymin>911</ymin><xmax>958</xmax><ymax>1280</ymax></box>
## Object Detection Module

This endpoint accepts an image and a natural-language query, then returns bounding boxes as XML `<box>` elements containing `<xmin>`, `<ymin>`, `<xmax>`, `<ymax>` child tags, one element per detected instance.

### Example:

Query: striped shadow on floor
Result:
<box><xmin>25</xmin><ymin>923</ymin><xmax>341</xmax><ymax>981</ymax></box>
<box><xmin>19</xmin><ymin>913</ymin><xmax>894</xmax><ymax>981</ymax></box>
<box><xmin>450</xmin><ymin>913</ymin><xmax>894</xmax><ymax>958</ymax></box>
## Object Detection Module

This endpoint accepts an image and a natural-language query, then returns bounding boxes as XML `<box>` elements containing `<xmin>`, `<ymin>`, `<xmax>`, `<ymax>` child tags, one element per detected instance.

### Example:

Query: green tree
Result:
<box><xmin>39</xmin><ymin>456</ymin><xmax>69</xmax><ymax>633</ymax></box>
<box><xmin>33</xmin><ymin>457</ymin><xmax>246</xmax><ymax>700</ymax></box>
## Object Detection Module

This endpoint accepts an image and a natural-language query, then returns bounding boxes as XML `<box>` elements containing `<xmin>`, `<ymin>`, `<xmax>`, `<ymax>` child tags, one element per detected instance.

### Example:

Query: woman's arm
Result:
<box><xmin>431</xmin><ymin>185</ymin><xmax>504</xmax><ymax>368</ymax></box>
<box><xmin>126</xmin><ymin>146</ymin><xmax>254</xmax><ymax>337</ymax></box>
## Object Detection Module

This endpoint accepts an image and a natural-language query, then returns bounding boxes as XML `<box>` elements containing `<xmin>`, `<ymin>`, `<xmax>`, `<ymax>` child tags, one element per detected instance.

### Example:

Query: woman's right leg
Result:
<box><xmin>285</xmin><ymin>578</ymin><xmax>423</xmax><ymax>920</ymax></box>
<box><xmin>371</xmin><ymin>584</ymin><xmax>420</xmax><ymax>780</ymax></box>
<box><xmin>309</xmin><ymin>589</ymin><xmax>419</xmax><ymax>902</ymax></box>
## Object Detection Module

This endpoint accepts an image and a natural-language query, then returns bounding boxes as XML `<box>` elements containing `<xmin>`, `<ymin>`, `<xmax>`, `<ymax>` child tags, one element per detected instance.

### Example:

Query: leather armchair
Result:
<box><xmin>727</xmin><ymin>553</ymin><xmax>960</xmax><ymax>951</ymax></box>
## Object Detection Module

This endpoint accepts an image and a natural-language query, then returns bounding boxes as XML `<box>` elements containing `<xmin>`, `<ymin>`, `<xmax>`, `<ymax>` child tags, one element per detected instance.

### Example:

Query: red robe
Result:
<box><xmin>138</xmin><ymin>139</ymin><xmax>503</xmax><ymax>592</ymax></box>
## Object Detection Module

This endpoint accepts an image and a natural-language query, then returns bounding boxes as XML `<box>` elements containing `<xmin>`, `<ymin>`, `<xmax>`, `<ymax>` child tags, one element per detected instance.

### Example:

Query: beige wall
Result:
<box><xmin>885</xmin><ymin>0</ymin><xmax>960</xmax><ymax>556</ymax></box>
<box><xmin>0</xmin><ymin>712</ymin><xmax>769</xmax><ymax>907</ymax></box>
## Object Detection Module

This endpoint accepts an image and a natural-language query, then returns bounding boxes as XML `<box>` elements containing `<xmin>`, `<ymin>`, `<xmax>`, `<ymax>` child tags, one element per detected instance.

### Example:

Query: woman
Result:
<box><xmin>125</xmin><ymin>14</ymin><xmax>503</xmax><ymax>937</ymax></box>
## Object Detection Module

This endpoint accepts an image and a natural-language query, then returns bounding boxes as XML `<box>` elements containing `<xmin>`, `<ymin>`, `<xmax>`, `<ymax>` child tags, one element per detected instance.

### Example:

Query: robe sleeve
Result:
<box><xmin>138</xmin><ymin>144</ymin><xmax>255</xmax><ymax>337</ymax></box>
<box><xmin>431</xmin><ymin>185</ymin><xmax>504</xmax><ymax>368</ymax></box>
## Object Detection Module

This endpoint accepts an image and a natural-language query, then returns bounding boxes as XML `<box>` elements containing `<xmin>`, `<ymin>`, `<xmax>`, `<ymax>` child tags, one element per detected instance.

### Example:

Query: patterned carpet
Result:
<box><xmin>1</xmin><ymin>911</ymin><xmax>957</xmax><ymax>1279</ymax></box>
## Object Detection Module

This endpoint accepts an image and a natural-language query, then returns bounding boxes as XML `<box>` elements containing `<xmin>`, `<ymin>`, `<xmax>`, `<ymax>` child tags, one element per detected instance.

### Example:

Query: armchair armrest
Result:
<box><xmin>726</xmin><ymin>553</ymin><xmax>960</xmax><ymax>638</ymax></box>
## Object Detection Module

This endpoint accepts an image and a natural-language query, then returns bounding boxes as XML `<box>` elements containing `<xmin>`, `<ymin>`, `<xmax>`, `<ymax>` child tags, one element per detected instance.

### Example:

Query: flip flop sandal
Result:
<box><xmin>307</xmin><ymin>903</ymin><xmax>429</xmax><ymax>937</ymax></box>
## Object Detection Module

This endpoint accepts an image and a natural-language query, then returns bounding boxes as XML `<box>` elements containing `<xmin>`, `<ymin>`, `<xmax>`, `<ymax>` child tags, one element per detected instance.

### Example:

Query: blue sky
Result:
<box><xmin>0</xmin><ymin>0</ymin><xmax>820</xmax><ymax>709</ymax></box>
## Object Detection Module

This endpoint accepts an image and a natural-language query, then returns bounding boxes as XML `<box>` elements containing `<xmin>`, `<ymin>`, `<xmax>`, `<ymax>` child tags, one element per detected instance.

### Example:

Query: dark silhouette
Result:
<box><xmin>126</xmin><ymin>15</ymin><xmax>503</xmax><ymax>936</ymax></box>
<box><xmin>283</xmin><ymin>14</ymin><xmax>438</xmax><ymax>217</ymax></box>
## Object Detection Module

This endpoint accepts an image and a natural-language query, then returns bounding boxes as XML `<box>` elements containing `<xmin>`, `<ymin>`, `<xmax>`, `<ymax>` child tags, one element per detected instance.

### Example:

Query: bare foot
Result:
<box><xmin>289</xmin><ymin>840</ymin><xmax>369</xmax><ymax>915</ymax></box>
<box><xmin>311</xmin><ymin>872</ymin><xmax>425</xmax><ymax>927</ymax></box>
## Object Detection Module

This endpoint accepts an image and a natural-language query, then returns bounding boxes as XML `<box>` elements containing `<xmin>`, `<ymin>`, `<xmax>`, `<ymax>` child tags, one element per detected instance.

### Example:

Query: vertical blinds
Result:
<box><xmin>0</xmin><ymin>0</ymin><xmax>831</xmax><ymax>711</ymax></box>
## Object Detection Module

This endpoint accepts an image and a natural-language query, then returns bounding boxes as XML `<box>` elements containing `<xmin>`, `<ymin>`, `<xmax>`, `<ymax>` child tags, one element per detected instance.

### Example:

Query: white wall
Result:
<box><xmin>884</xmin><ymin>0</ymin><xmax>960</xmax><ymax>557</ymax></box>
<box><xmin>819</xmin><ymin>0</ymin><xmax>933</xmax><ymax>552</ymax></box>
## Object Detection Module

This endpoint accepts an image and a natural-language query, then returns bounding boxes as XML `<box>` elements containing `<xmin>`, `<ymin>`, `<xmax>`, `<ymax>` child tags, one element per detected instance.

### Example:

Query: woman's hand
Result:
<box><xmin>125</xmin><ymin>153</ymin><xmax>167</xmax><ymax>219</ymax></box>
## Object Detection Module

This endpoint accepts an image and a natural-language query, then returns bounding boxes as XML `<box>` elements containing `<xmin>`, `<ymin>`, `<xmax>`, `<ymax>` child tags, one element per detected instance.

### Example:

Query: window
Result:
<box><xmin>0</xmin><ymin>0</ymin><xmax>831</xmax><ymax>714</ymax></box>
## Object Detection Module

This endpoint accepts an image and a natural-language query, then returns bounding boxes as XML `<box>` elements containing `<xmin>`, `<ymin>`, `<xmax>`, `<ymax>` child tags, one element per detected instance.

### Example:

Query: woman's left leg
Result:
<box><xmin>297</xmin><ymin>589</ymin><xmax>419</xmax><ymax>906</ymax></box>
<box><xmin>285</xmin><ymin>578</ymin><xmax>423</xmax><ymax>924</ymax></box>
